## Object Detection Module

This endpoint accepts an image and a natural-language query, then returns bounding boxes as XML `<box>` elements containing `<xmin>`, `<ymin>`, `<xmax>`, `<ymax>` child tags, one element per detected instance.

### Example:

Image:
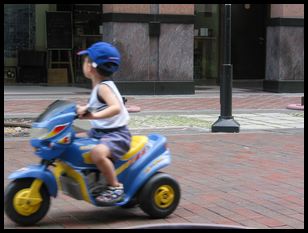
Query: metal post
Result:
<box><xmin>301</xmin><ymin>96</ymin><xmax>304</xmax><ymax>106</ymax></box>
<box><xmin>211</xmin><ymin>4</ymin><xmax>240</xmax><ymax>133</ymax></box>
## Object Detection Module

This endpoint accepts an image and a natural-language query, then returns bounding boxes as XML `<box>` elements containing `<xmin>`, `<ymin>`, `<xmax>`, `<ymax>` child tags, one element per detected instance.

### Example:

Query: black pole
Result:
<box><xmin>211</xmin><ymin>4</ymin><xmax>240</xmax><ymax>133</ymax></box>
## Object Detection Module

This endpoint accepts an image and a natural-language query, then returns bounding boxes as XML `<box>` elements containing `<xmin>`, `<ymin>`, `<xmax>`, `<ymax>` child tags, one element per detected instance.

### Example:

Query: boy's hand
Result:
<box><xmin>76</xmin><ymin>105</ymin><xmax>90</xmax><ymax>119</ymax></box>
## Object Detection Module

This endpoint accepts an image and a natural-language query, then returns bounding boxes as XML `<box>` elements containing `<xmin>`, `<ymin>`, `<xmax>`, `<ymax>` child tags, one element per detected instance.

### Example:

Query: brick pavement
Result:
<box><xmin>4</xmin><ymin>130</ymin><xmax>304</xmax><ymax>229</ymax></box>
<box><xmin>4</xmin><ymin>86</ymin><xmax>304</xmax><ymax>229</ymax></box>
<box><xmin>4</xmin><ymin>94</ymin><xmax>302</xmax><ymax>115</ymax></box>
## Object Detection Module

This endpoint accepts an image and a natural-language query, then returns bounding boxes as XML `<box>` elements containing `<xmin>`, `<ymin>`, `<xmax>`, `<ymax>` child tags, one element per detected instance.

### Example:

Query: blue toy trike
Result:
<box><xmin>4</xmin><ymin>100</ymin><xmax>181</xmax><ymax>226</ymax></box>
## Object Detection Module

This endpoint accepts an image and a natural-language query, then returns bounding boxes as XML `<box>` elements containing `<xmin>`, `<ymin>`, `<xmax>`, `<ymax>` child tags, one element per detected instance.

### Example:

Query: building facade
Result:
<box><xmin>4</xmin><ymin>4</ymin><xmax>304</xmax><ymax>94</ymax></box>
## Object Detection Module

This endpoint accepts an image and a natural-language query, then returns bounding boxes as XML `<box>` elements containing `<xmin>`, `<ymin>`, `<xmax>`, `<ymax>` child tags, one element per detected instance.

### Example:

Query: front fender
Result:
<box><xmin>8</xmin><ymin>164</ymin><xmax>58</xmax><ymax>197</ymax></box>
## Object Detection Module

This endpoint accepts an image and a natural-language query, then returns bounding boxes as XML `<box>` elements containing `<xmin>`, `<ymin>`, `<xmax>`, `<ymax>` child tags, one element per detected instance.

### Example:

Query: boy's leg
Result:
<box><xmin>91</xmin><ymin>144</ymin><xmax>124</xmax><ymax>204</ymax></box>
<box><xmin>90</xmin><ymin>144</ymin><xmax>120</xmax><ymax>187</ymax></box>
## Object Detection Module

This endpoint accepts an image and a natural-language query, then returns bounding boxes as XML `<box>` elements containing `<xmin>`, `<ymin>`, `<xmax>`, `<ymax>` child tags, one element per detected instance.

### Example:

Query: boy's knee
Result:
<box><xmin>91</xmin><ymin>145</ymin><xmax>110</xmax><ymax>161</ymax></box>
<box><xmin>76</xmin><ymin>132</ymin><xmax>88</xmax><ymax>138</ymax></box>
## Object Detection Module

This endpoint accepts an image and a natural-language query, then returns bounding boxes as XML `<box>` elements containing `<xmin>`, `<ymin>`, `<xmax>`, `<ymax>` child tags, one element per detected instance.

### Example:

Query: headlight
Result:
<box><xmin>30</xmin><ymin>127</ymin><xmax>49</xmax><ymax>139</ymax></box>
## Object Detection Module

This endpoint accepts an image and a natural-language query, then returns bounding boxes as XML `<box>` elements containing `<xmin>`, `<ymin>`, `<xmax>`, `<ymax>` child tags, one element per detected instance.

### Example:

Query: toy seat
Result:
<box><xmin>120</xmin><ymin>135</ymin><xmax>148</xmax><ymax>161</ymax></box>
<box><xmin>82</xmin><ymin>135</ymin><xmax>148</xmax><ymax>164</ymax></box>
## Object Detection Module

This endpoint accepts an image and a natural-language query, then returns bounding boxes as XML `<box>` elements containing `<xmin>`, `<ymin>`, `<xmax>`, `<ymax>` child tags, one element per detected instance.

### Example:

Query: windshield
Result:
<box><xmin>35</xmin><ymin>100</ymin><xmax>75</xmax><ymax>122</ymax></box>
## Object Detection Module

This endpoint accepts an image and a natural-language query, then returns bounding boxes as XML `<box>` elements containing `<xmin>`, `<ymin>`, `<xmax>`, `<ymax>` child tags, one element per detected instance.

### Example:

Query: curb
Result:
<box><xmin>4</xmin><ymin>122</ymin><xmax>31</xmax><ymax>128</ymax></box>
<box><xmin>124</xmin><ymin>223</ymin><xmax>252</xmax><ymax>229</ymax></box>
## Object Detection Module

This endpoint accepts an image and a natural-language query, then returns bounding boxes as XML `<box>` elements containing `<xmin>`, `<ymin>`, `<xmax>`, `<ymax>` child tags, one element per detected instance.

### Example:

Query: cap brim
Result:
<box><xmin>77</xmin><ymin>50</ymin><xmax>88</xmax><ymax>55</ymax></box>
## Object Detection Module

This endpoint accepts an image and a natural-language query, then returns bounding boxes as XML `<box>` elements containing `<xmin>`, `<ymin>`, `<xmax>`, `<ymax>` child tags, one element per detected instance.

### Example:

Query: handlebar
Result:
<box><xmin>75</xmin><ymin>107</ymin><xmax>95</xmax><ymax>119</ymax></box>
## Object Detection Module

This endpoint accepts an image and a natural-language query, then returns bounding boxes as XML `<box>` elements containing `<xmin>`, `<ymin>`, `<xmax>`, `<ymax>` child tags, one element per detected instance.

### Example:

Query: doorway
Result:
<box><xmin>194</xmin><ymin>4</ymin><xmax>220</xmax><ymax>85</ymax></box>
<box><xmin>231</xmin><ymin>4</ymin><xmax>267</xmax><ymax>80</ymax></box>
<box><xmin>57</xmin><ymin>4</ymin><xmax>103</xmax><ymax>85</ymax></box>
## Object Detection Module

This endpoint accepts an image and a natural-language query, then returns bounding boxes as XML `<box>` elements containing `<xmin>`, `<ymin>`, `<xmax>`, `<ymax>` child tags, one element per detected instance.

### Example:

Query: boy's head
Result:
<box><xmin>78</xmin><ymin>42</ymin><xmax>121</xmax><ymax>77</ymax></box>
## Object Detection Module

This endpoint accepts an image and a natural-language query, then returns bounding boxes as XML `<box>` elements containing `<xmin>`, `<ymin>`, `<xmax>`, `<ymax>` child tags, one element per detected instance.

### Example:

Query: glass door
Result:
<box><xmin>72</xmin><ymin>4</ymin><xmax>102</xmax><ymax>84</ymax></box>
<box><xmin>194</xmin><ymin>4</ymin><xmax>220</xmax><ymax>85</ymax></box>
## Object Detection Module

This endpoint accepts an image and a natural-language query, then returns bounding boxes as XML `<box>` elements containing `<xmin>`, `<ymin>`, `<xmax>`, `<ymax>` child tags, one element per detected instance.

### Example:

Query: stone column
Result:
<box><xmin>102</xmin><ymin>4</ymin><xmax>195</xmax><ymax>94</ymax></box>
<box><xmin>264</xmin><ymin>4</ymin><xmax>304</xmax><ymax>93</ymax></box>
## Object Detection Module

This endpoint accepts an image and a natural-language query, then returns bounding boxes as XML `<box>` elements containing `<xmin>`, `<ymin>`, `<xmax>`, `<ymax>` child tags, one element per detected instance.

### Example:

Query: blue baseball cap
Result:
<box><xmin>77</xmin><ymin>42</ymin><xmax>121</xmax><ymax>73</ymax></box>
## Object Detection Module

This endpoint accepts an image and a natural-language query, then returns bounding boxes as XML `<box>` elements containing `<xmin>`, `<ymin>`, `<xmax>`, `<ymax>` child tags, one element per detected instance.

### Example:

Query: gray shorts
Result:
<box><xmin>87</xmin><ymin>126</ymin><xmax>131</xmax><ymax>161</ymax></box>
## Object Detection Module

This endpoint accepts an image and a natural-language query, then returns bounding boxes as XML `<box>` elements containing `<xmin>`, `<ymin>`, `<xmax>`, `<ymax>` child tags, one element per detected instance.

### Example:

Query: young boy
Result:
<box><xmin>76</xmin><ymin>42</ymin><xmax>131</xmax><ymax>205</ymax></box>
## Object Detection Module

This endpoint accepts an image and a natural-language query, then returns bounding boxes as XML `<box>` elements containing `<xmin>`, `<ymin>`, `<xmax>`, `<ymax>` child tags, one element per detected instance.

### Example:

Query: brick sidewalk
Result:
<box><xmin>4</xmin><ymin>130</ymin><xmax>304</xmax><ymax>229</ymax></box>
<box><xmin>3</xmin><ymin>87</ymin><xmax>304</xmax><ymax>228</ymax></box>
<box><xmin>4</xmin><ymin>94</ymin><xmax>302</xmax><ymax>115</ymax></box>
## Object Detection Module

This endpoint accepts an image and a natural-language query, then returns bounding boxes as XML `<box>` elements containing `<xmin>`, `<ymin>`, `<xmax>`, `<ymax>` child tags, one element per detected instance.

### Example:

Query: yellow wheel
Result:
<box><xmin>154</xmin><ymin>185</ymin><xmax>175</xmax><ymax>208</ymax></box>
<box><xmin>4</xmin><ymin>178</ymin><xmax>50</xmax><ymax>226</ymax></box>
<box><xmin>139</xmin><ymin>173</ymin><xmax>180</xmax><ymax>218</ymax></box>
<box><xmin>13</xmin><ymin>188</ymin><xmax>42</xmax><ymax>216</ymax></box>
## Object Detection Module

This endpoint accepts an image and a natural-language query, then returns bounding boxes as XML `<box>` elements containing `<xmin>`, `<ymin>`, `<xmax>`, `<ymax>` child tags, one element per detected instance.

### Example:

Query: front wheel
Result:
<box><xmin>4</xmin><ymin>178</ymin><xmax>51</xmax><ymax>226</ymax></box>
<box><xmin>139</xmin><ymin>172</ymin><xmax>180</xmax><ymax>218</ymax></box>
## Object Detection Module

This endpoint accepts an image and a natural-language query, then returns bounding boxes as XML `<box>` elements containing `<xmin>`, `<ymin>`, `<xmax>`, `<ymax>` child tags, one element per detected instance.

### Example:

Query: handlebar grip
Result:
<box><xmin>75</xmin><ymin>107</ymin><xmax>95</xmax><ymax>119</ymax></box>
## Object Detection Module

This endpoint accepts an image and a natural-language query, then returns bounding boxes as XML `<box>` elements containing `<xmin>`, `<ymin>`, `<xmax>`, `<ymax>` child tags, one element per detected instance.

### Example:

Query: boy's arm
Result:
<box><xmin>80</xmin><ymin>84</ymin><xmax>121</xmax><ymax>120</ymax></box>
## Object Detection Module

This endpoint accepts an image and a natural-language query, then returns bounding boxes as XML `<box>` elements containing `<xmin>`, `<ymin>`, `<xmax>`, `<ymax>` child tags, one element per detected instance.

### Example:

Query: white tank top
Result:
<box><xmin>87</xmin><ymin>80</ymin><xmax>129</xmax><ymax>129</ymax></box>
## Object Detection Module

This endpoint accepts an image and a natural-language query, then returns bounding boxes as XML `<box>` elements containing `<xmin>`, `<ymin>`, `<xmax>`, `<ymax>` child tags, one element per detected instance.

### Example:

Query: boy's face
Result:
<box><xmin>82</xmin><ymin>56</ymin><xmax>94</xmax><ymax>79</ymax></box>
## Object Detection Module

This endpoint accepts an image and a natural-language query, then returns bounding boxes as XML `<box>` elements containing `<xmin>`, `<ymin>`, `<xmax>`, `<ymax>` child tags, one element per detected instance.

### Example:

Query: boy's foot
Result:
<box><xmin>95</xmin><ymin>184</ymin><xmax>124</xmax><ymax>206</ymax></box>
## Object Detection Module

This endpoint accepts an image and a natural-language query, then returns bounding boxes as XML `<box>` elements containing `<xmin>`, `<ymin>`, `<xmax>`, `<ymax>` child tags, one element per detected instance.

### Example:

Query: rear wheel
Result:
<box><xmin>139</xmin><ymin>173</ymin><xmax>180</xmax><ymax>218</ymax></box>
<box><xmin>4</xmin><ymin>178</ymin><xmax>51</xmax><ymax>226</ymax></box>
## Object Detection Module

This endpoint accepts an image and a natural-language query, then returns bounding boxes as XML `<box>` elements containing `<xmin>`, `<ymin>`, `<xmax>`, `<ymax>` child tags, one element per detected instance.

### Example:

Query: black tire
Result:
<box><xmin>139</xmin><ymin>172</ymin><xmax>180</xmax><ymax>218</ymax></box>
<box><xmin>4</xmin><ymin>178</ymin><xmax>51</xmax><ymax>226</ymax></box>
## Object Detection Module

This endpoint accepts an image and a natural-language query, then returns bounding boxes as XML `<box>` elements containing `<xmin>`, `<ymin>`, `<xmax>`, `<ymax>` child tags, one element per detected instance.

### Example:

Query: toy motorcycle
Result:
<box><xmin>4</xmin><ymin>100</ymin><xmax>181</xmax><ymax>226</ymax></box>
